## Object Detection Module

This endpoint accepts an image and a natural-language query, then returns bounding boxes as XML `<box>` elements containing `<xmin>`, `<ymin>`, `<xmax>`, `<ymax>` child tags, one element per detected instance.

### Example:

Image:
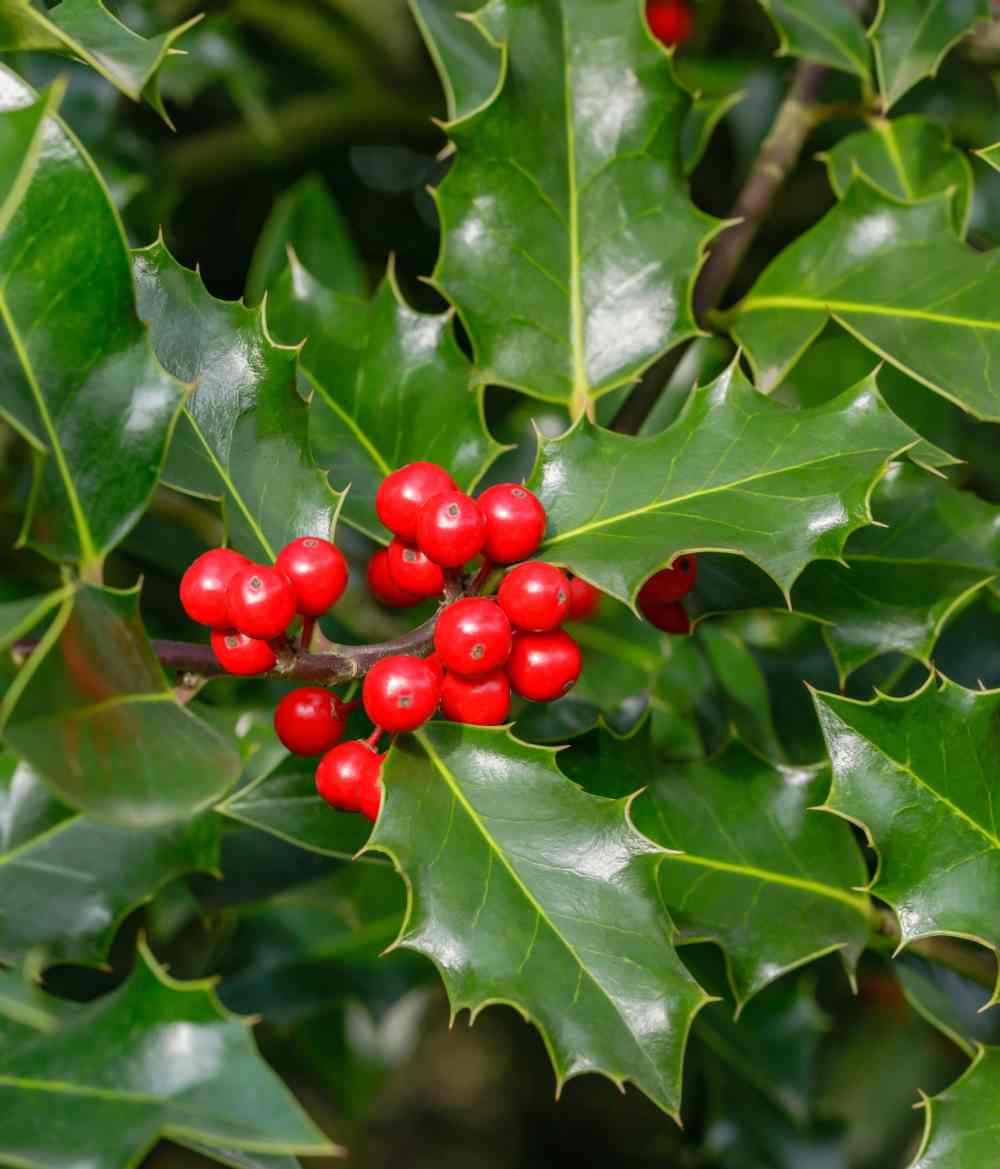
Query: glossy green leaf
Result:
<box><xmin>268</xmin><ymin>256</ymin><xmax>503</xmax><ymax>543</ymax></box>
<box><xmin>133</xmin><ymin>238</ymin><xmax>342</xmax><ymax>561</ymax></box>
<box><xmin>0</xmin><ymin>940</ymin><xmax>337</xmax><ymax>1169</ymax></box>
<box><xmin>869</xmin><ymin>0</ymin><xmax>990</xmax><ymax>110</ymax></box>
<box><xmin>0</xmin><ymin>586</ymin><xmax>72</xmax><ymax>653</ymax></box>
<box><xmin>409</xmin><ymin>0</ymin><xmax>501</xmax><ymax>121</ymax></box>
<box><xmin>0</xmin><ymin>67</ymin><xmax>185</xmax><ymax>567</ymax></box>
<box><xmin>430</xmin><ymin>0</ymin><xmax>719</xmax><ymax>410</ymax></box>
<box><xmin>0</xmin><ymin>0</ymin><xmax>199</xmax><ymax>121</ymax></box>
<box><xmin>733</xmin><ymin>179</ymin><xmax>1000</xmax><ymax>420</ymax></box>
<box><xmin>530</xmin><ymin>362</ymin><xmax>914</xmax><ymax>607</ymax></box>
<box><xmin>245</xmin><ymin>174</ymin><xmax>365</xmax><ymax>305</ymax></box>
<box><xmin>792</xmin><ymin>463</ymin><xmax>999</xmax><ymax>682</ymax></box>
<box><xmin>0</xmin><ymin>759</ymin><xmax>219</xmax><ymax>965</ymax></box>
<box><xmin>758</xmin><ymin>0</ymin><xmax>871</xmax><ymax>79</ymax></box>
<box><xmin>896</xmin><ymin>953</ymin><xmax>1000</xmax><ymax>1057</ymax></box>
<box><xmin>1</xmin><ymin>585</ymin><xmax>241</xmax><ymax>826</ymax></box>
<box><xmin>370</xmin><ymin>722</ymin><xmax>712</xmax><ymax>1117</ymax></box>
<box><xmin>632</xmin><ymin>741</ymin><xmax>870</xmax><ymax>1004</ymax></box>
<box><xmin>0</xmin><ymin>81</ymin><xmax>55</xmax><ymax>232</ymax></box>
<box><xmin>910</xmin><ymin>1047</ymin><xmax>1000</xmax><ymax>1169</ymax></box>
<box><xmin>682</xmin><ymin>89</ymin><xmax>744</xmax><ymax>177</ymax></box>
<box><xmin>814</xmin><ymin>678</ymin><xmax>1000</xmax><ymax>1003</ymax></box>
<box><xmin>822</xmin><ymin>116</ymin><xmax>972</xmax><ymax>237</ymax></box>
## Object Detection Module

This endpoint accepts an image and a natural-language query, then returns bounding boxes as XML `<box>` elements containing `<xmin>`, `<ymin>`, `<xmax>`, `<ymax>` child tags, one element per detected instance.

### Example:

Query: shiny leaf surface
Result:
<box><xmin>410</xmin><ymin>0</ymin><xmax>501</xmax><ymax>121</ymax></box>
<box><xmin>910</xmin><ymin>1047</ymin><xmax>1000</xmax><ymax>1169</ymax></box>
<box><xmin>758</xmin><ymin>0</ymin><xmax>871</xmax><ymax>78</ymax></box>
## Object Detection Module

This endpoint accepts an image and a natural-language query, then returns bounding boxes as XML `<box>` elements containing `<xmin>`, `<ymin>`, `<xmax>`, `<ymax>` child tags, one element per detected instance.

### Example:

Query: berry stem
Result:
<box><xmin>366</xmin><ymin>727</ymin><xmax>384</xmax><ymax>749</ymax></box>
<box><xmin>470</xmin><ymin>559</ymin><xmax>494</xmax><ymax>594</ymax></box>
<box><xmin>300</xmin><ymin>616</ymin><xmax>316</xmax><ymax>653</ymax></box>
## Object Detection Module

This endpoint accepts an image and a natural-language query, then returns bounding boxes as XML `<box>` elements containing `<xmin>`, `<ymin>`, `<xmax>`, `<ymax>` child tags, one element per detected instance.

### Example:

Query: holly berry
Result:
<box><xmin>434</xmin><ymin>598</ymin><xmax>512</xmax><ymax>677</ymax></box>
<box><xmin>417</xmin><ymin>490</ymin><xmax>486</xmax><ymax>567</ymax></box>
<box><xmin>497</xmin><ymin>562</ymin><xmax>570</xmax><ymax>632</ymax></box>
<box><xmin>358</xmin><ymin>773</ymin><xmax>382</xmax><ymax>823</ymax></box>
<box><xmin>637</xmin><ymin>555</ymin><xmax>698</xmax><ymax>611</ymax></box>
<box><xmin>387</xmin><ymin>538</ymin><xmax>445</xmax><ymax>598</ymax></box>
<box><xmin>316</xmin><ymin>740</ymin><xmax>383</xmax><ymax>817</ymax></box>
<box><xmin>425</xmin><ymin>652</ymin><xmax>445</xmax><ymax>686</ymax></box>
<box><xmin>276</xmin><ymin>536</ymin><xmax>347</xmax><ymax>617</ymax></box>
<box><xmin>274</xmin><ymin>687</ymin><xmax>347</xmax><ymax>756</ymax></box>
<box><xmin>363</xmin><ymin>654</ymin><xmax>441</xmax><ymax>733</ymax></box>
<box><xmin>210</xmin><ymin>630</ymin><xmax>277</xmax><ymax>676</ymax></box>
<box><xmin>367</xmin><ymin>548</ymin><xmax>420</xmax><ymax>608</ymax></box>
<box><xmin>646</xmin><ymin>0</ymin><xmax>693</xmax><ymax>47</ymax></box>
<box><xmin>567</xmin><ymin>576</ymin><xmax>601</xmax><ymax>621</ymax></box>
<box><xmin>507</xmin><ymin>629</ymin><xmax>582</xmax><ymax>702</ymax></box>
<box><xmin>640</xmin><ymin>599</ymin><xmax>690</xmax><ymax>635</ymax></box>
<box><xmin>376</xmin><ymin>461</ymin><xmax>456</xmax><ymax>541</ymax></box>
<box><xmin>227</xmin><ymin>564</ymin><xmax>296</xmax><ymax>640</ymax></box>
<box><xmin>477</xmin><ymin>483</ymin><xmax>547</xmax><ymax>564</ymax></box>
<box><xmin>441</xmin><ymin>668</ymin><xmax>511</xmax><ymax>726</ymax></box>
<box><xmin>180</xmin><ymin>548</ymin><xmax>249</xmax><ymax>629</ymax></box>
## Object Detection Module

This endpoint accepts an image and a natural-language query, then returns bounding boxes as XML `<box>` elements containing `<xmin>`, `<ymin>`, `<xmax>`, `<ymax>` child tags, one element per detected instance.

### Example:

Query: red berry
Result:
<box><xmin>376</xmin><ymin>461</ymin><xmax>456</xmax><ymax>541</ymax></box>
<box><xmin>316</xmin><ymin>740</ymin><xmax>383</xmax><ymax>812</ymax></box>
<box><xmin>497</xmin><ymin>562</ymin><xmax>570</xmax><ymax>632</ymax></box>
<box><xmin>425</xmin><ymin>652</ymin><xmax>445</xmax><ymax>686</ymax></box>
<box><xmin>227</xmin><ymin>564</ymin><xmax>296</xmax><ymax>640</ymax></box>
<box><xmin>567</xmin><ymin>576</ymin><xmax>601</xmax><ymax>621</ymax></box>
<box><xmin>387</xmin><ymin>538</ymin><xmax>445</xmax><ymax>598</ymax></box>
<box><xmin>646</xmin><ymin>0</ymin><xmax>693</xmax><ymax>46</ymax></box>
<box><xmin>641</xmin><ymin>599</ymin><xmax>690</xmax><ymax>635</ymax></box>
<box><xmin>210</xmin><ymin>630</ymin><xmax>277</xmax><ymax>676</ymax></box>
<box><xmin>441</xmin><ymin>669</ymin><xmax>511</xmax><ymax>725</ymax></box>
<box><xmin>506</xmin><ymin>629</ymin><xmax>582</xmax><ymax>702</ymax></box>
<box><xmin>180</xmin><ymin>548</ymin><xmax>249</xmax><ymax>629</ymax></box>
<box><xmin>434</xmin><ymin>598</ymin><xmax>513</xmax><ymax>677</ymax></box>
<box><xmin>274</xmin><ymin>687</ymin><xmax>347</xmax><ymax>756</ymax></box>
<box><xmin>358</xmin><ymin>769</ymin><xmax>383</xmax><ymax>823</ymax></box>
<box><xmin>276</xmin><ymin>536</ymin><xmax>348</xmax><ymax>617</ymax></box>
<box><xmin>416</xmin><ymin>491</ymin><xmax>486</xmax><ymax>567</ymax></box>
<box><xmin>363</xmin><ymin>654</ymin><xmax>441</xmax><ymax>733</ymax></box>
<box><xmin>367</xmin><ymin>548</ymin><xmax>420</xmax><ymax>608</ymax></box>
<box><xmin>637</xmin><ymin>556</ymin><xmax>698</xmax><ymax>611</ymax></box>
<box><xmin>477</xmin><ymin>483</ymin><xmax>547</xmax><ymax>564</ymax></box>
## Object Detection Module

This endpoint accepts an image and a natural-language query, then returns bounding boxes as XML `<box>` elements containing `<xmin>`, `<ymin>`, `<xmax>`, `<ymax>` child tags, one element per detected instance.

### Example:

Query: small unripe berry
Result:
<box><xmin>567</xmin><ymin>576</ymin><xmax>601</xmax><ymax>621</ymax></box>
<box><xmin>227</xmin><ymin>564</ymin><xmax>296</xmax><ymax>640</ymax></box>
<box><xmin>641</xmin><ymin>599</ymin><xmax>690</xmax><ymax>635</ymax></box>
<box><xmin>387</xmin><ymin>538</ymin><xmax>445</xmax><ymax>598</ymax></box>
<box><xmin>363</xmin><ymin>654</ymin><xmax>441</xmax><ymax>733</ymax></box>
<box><xmin>367</xmin><ymin>548</ymin><xmax>421</xmax><ymax>608</ymax></box>
<box><xmin>477</xmin><ymin>483</ymin><xmax>547</xmax><ymax>564</ymax></box>
<box><xmin>376</xmin><ymin>461</ymin><xmax>455</xmax><ymax>541</ymax></box>
<box><xmin>646</xmin><ymin>0</ymin><xmax>693</xmax><ymax>46</ymax></box>
<box><xmin>316</xmin><ymin>739</ymin><xmax>383</xmax><ymax>814</ymax></box>
<box><xmin>441</xmin><ymin>669</ymin><xmax>511</xmax><ymax>726</ymax></box>
<box><xmin>417</xmin><ymin>490</ymin><xmax>486</xmax><ymax>567</ymax></box>
<box><xmin>434</xmin><ymin>598</ymin><xmax>513</xmax><ymax>677</ymax></box>
<box><xmin>507</xmin><ymin>629</ymin><xmax>582</xmax><ymax>702</ymax></box>
<box><xmin>180</xmin><ymin>548</ymin><xmax>249</xmax><ymax>629</ymax></box>
<box><xmin>274</xmin><ymin>687</ymin><xmax>347</xmax><ymax>756</ymax></box>
<box><xmin>498</xmin><ymin>562</ymin><xmax>570</xmax><ymax>632</ymax></box>
<box><xmin>637</xmin><ymin>556</ymin><xmax>698</xmax><ymax>610</ymax></box>
<box><xmin>210</xmin><ymin>630</ymin><xmax>277</xmax><ymax>675</ymax></box>
<box><xmin>276</xmin><ymin>536</ymin><xmax>348</xmax><ymax>616</ymax></box>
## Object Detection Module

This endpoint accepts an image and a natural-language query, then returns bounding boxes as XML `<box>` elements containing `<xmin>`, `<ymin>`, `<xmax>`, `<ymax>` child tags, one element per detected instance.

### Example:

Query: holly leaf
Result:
<box><xmin>732</xmin><ymin>179</ymin><xmax>1000</xmax><ymax>420</ymax></box>
<box><xmin>430</xmin><ymin>0</ymin><xmax>719</xmax><ymax>411</ymax></box>
<box><xmin>409</xmin><ymin>0</ymin><xmax>502</xmax><ymax>122</ymax></box>
<box><xmin>1</xmin><ymin>584</ymin><xmax>241</xmax><ymax>826</ymax></box>
<box><xmin>245</xmin><ymin>174</ymin><xmax>365</xmax><ymax>305</ymax></box>
<box><xmin>0</xmin><ymin>67</ymin><xmax>185</xmax><ymax>568</ymax></box>
<box><xmin>822</xmin><ymin>115</ymin><xmax>972</xmax><ymax>237</ymax></box>
<box><xmin>0</xmin><ymin>759</ymin><xmax>219</xmax><ymax>966</ymax></box>
<box><xmin>974</xmin><ymin>141</ymin><xmax>1000</xmax><ymax>172</ymax></box>
<box><xmin>529</xmin><ymin>362</ymin><xmax>915</xmax><ymax>608</ymax></box>
<box><xmin>370</xmin><ymin>722</ymin><xmax>712</xmax><ymax>1117</ymax></box>
<box><xmin>267</xmin><ymin>255</ymin><xmax>502</xmax><ymax>543</ymax></box>
<box><xmin>792</xmin><ymin>463</ymin><xmax>999</xmax><ymax>682</ymax></box>
<box><xmin>910</xmin><ymin>1047</ymin><xmax>1000</xmax><ymax>1169</ymax></box>
<box><xmin>758</xmin><ymin>0</ymin><xmax>871</xmax><ymax>79</ymax></box>
<box><xmin>683</xmin><ymin>89</ymin><xmax>744</xmax><ymax>177</ymax></box>
<box><xmin>869</xmin><ymin>0</ymin><xmax>990</xmax><ymax>111</ymax></box>
<box><xmin>0</xmin><ymin>0</ymin><xmax>199</xmax><ymax>122</ymax></box>
<box><xmin>814</xmin><ymin>677</ymin><xmax>1000</xmax><ymax>1004</ymax></box>
<box><xmin>632</xmin><ymin>740</ymin><xmax>871</xmax><ymax>1005</ymax></box>
<box><xmin>896</xmin><ymin>953</ymin><xmax>1000</xmax><ymax>1057</ymax></box>
<box><xmin>133</xmin><ymin>238</ymin><xmax>342</xmax><ymax>561</ymax></box>
<box><xmin>0</xmin><ymin>586</ymin><xmax>72</xmax><ymax>653</ymax></box>
<box><xmin>0</xmin><ymin>939</ymin><xmax>337</xmax><ymax>1169</ymax></box>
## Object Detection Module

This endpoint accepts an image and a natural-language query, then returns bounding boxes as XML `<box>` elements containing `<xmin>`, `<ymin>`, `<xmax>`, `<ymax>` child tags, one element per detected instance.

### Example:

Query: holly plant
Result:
<box><xmin>2</xmin><ymin>0</ymin><xmax>1000</xmax><ymax>1167</ymax></box>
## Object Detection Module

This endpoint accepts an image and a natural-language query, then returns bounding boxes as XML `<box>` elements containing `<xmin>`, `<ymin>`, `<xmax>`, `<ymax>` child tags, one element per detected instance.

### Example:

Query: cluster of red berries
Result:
<box><xmin>637</xmin><ymin>555</ymin><xmax>698</xmax><ymax>633</ymax></box>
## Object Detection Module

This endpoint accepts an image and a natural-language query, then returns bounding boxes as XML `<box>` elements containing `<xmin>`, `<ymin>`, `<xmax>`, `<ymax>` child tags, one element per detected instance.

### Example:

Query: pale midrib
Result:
<box><xmin>417</xmin><ymin>732</ymin><xmax>668</xmax><ymax>1094</ymax></box>
<box><xmin>663</xmin><ymin>851</ymin><xmax>870</xmax><ymax>916</ymax></box>
<box><xmin>562</xmin><ymin>10</ymin><xmax>587</xmax><ymax>405</ymax></box>
<box><xmin>739</xmin><ymin>295</ymin><xmax>1000</xmax><ymax>331</ymax></box>
<box><xmin>0</xmin><ymin>1073</ymin><xmax>161</xmax><ymax>1102</ymax></box>
<box><xmin>302</xmin><ymin>367</ymin><xmax>392</xmax><ymax>477</ymax></box>
<box><xmin>873</xmin><ymin>120</ymin><xmax>914</xmax><ymax>199</ymax></box>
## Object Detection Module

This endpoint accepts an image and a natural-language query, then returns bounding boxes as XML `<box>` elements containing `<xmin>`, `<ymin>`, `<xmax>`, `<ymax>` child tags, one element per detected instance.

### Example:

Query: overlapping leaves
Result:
<box><xmin>758</xmin><ymin>0</ymin><xmax>871</xmax><ymax>79</ymax></box>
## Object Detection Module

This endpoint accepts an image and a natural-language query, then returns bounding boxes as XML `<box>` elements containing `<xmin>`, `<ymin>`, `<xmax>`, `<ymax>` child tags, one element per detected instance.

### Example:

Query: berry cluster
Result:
<box><xmin>637</xmin><ymin>555</ymin><xmax>698</xmax><ymax>634</ymax></box>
